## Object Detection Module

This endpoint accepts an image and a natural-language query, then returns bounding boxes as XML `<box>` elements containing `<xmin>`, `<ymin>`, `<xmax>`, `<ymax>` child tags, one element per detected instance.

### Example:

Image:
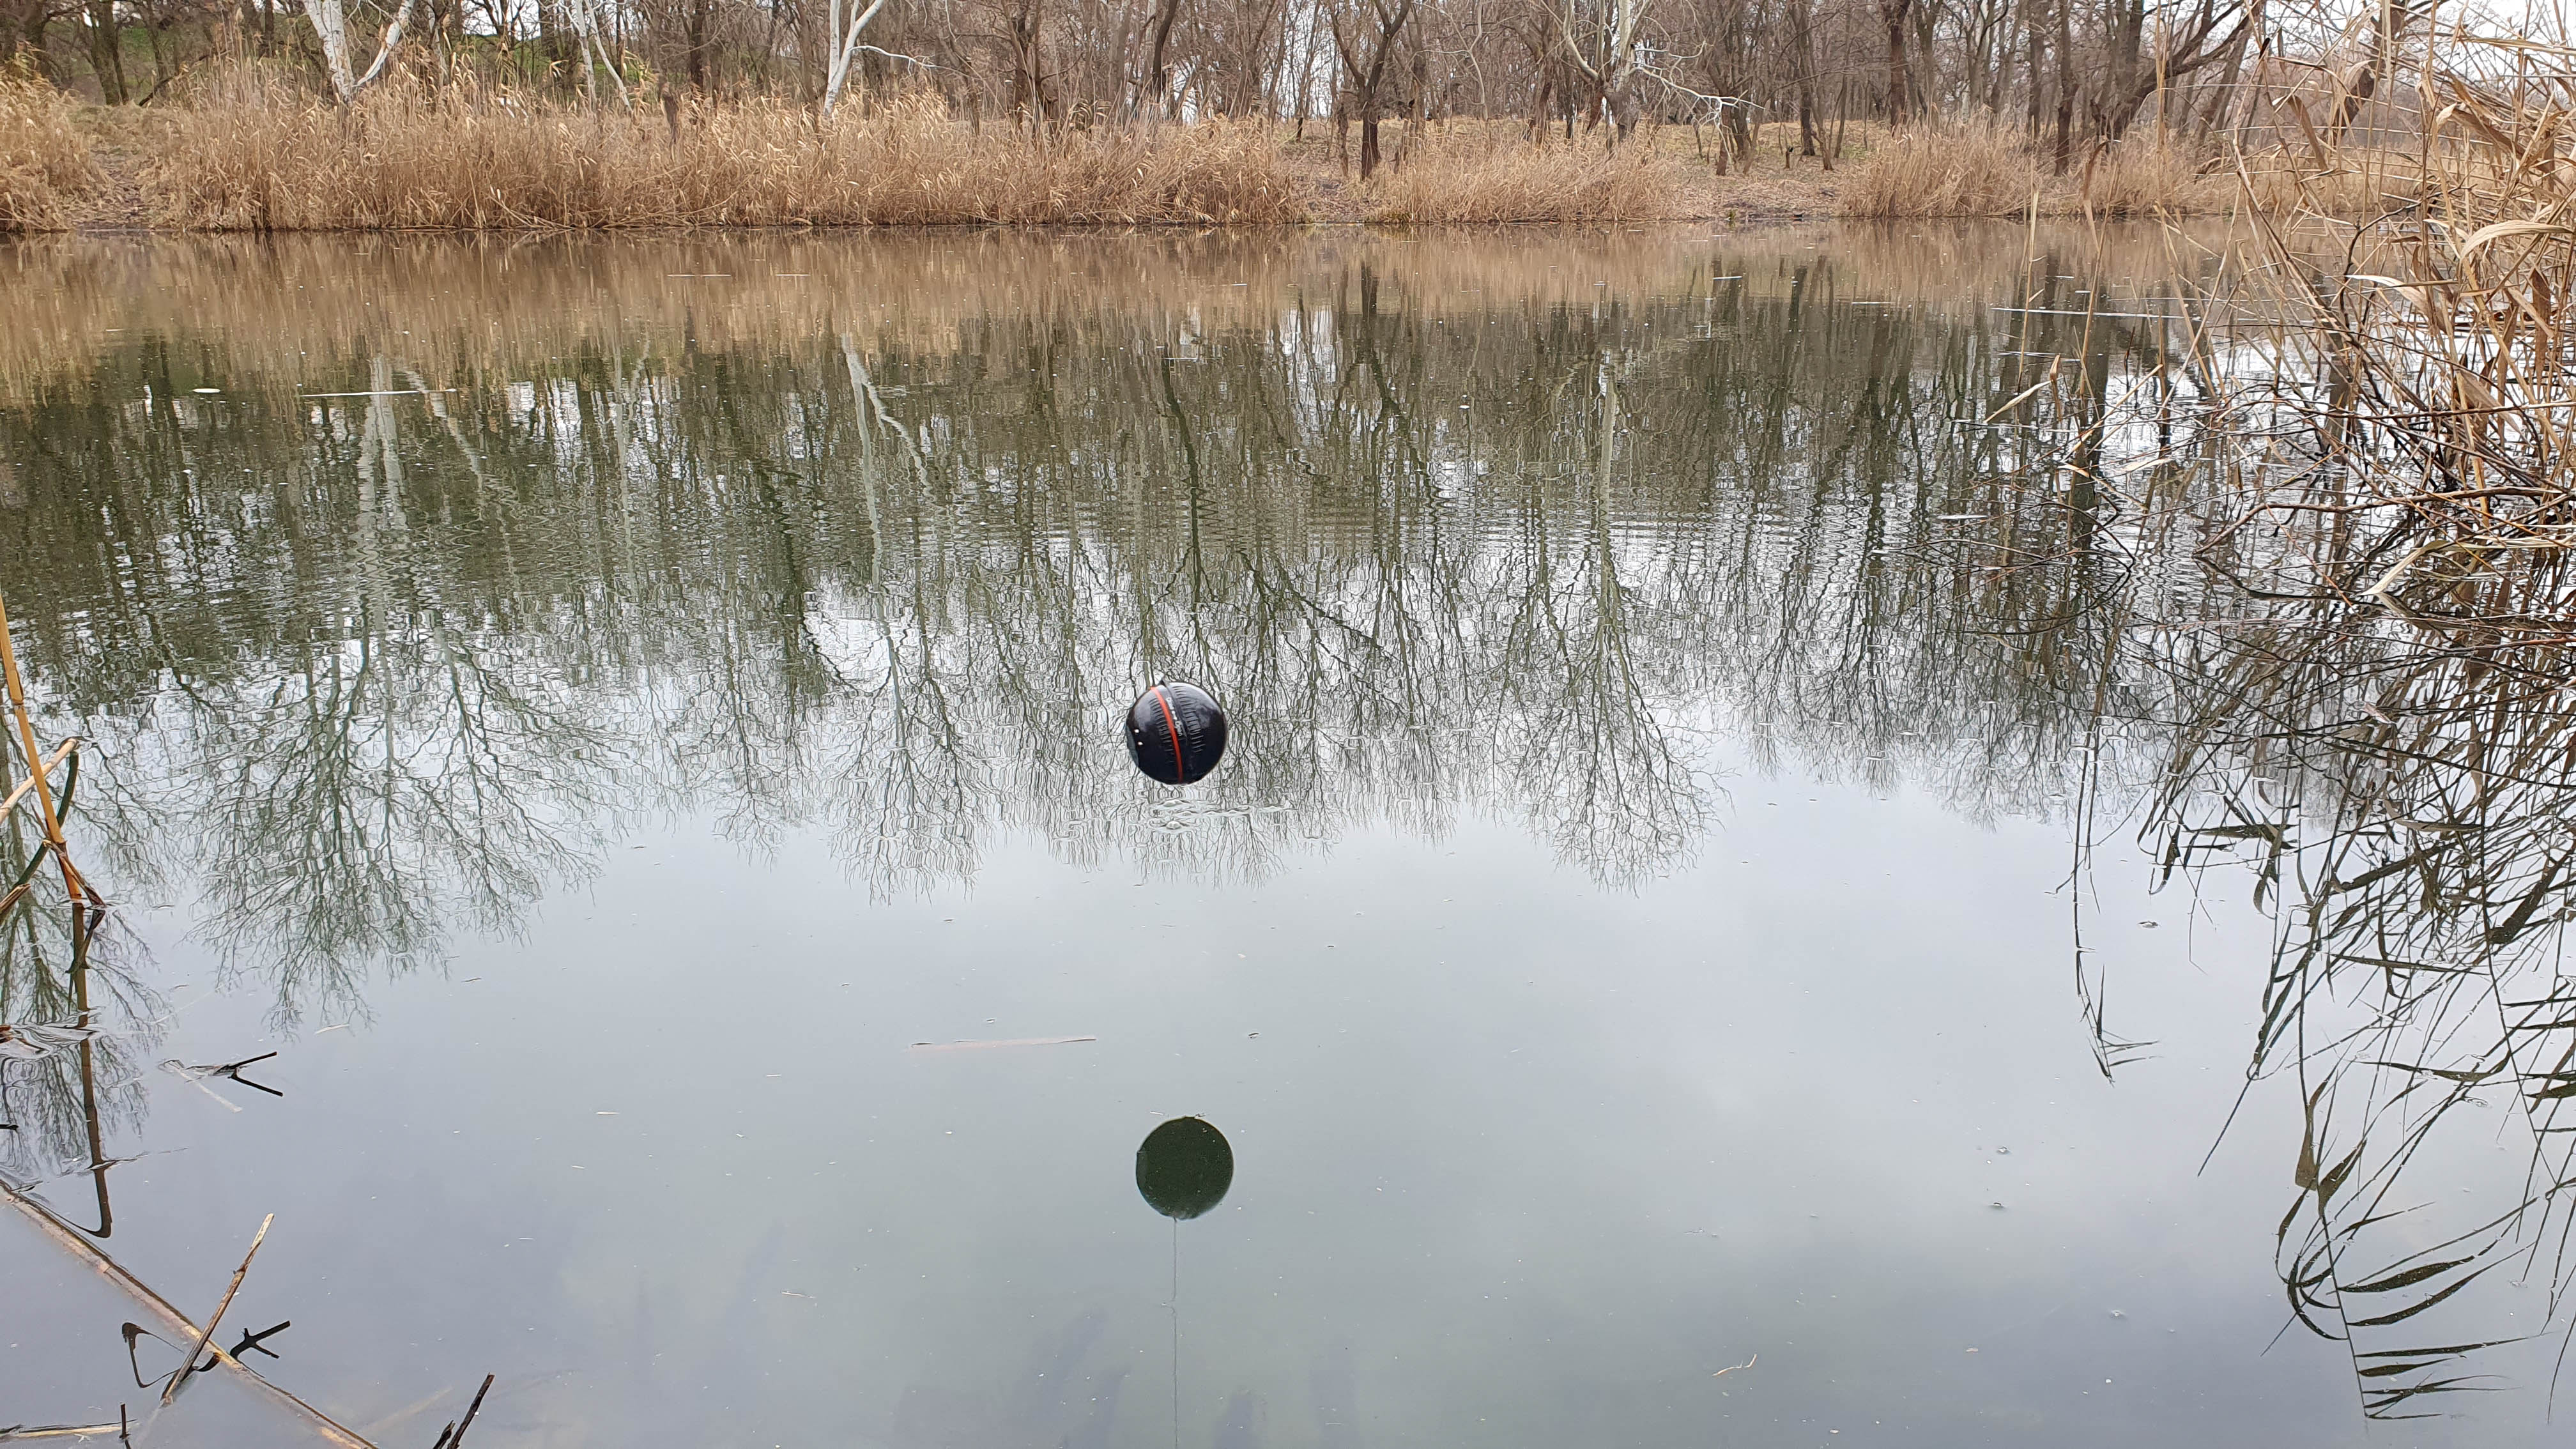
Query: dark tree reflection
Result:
<box><xmin>10</xmin><ymin>227</ymin><xmax>2576</xmax><ymax>1423</ymax></box>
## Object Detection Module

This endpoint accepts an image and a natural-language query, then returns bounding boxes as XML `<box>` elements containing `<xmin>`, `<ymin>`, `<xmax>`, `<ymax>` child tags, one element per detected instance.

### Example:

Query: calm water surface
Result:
<box><xmin>0</xmin><ymin>227</ymin><xmax>2566</xmax><ymax>1446</ymax></box>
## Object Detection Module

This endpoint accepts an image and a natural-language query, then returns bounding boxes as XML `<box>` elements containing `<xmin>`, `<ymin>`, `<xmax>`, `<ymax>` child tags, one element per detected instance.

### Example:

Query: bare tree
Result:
<box><xmin>1328</xmin><ymin>0</ymin><xmax>1414</xmax><ymax>176</ymax></box>
<box><xmin>1547</xmin><ymin>0</ymin><xmax>1651</xmax><ymax>141</ymax></box>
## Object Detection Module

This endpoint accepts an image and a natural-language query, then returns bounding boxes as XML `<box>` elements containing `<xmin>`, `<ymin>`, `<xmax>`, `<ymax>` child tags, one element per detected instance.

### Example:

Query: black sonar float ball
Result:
<box><xmin>1135</xmin><ymin>1116</ymin><xmax>1234</xmax><ymax>1221</ymax></box>
<box><xmin>1124</xmin><ymin>682</ymin><xmax>1227</xmax><ymax>786</ymax></box>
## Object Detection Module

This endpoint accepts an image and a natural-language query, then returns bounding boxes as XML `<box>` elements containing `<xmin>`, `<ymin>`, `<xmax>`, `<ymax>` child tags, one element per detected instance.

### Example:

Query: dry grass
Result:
<box><xmin>2231</xmin><ymin>143</ymin><xmax>2426</xmax><ymax>219</ymax></box>
<box><xmin>1362</xmin><ymin>135</ymin><xmax>1701</xmax><ymax>223</ymax></box>
<box><xmin>2075</xmin><ymin>135</ymin><xmax>2227</xmax><ymax>217</ymax></box>
<box><xmin>0</xmin><ymin>66</ymin><xmax>95</xmax><ymax>232</ymax></box>
<box><xmin>0</xmin><ymin>69</ymin><xmax>2432</xmax><ymax>231</ymax></box>
<box><xmin>2179</xmin><ymin>32</ymin><xmax>2576</xmax><ymax>642</ymax></box>
<box><xmin>1839</xmin><ymin>124</ymin><xmax>2048</xmax><ymax>217</ymax></box>
<box><xmin>1840</xmin><ymin>123</ymin><xmax>2235</xmax><ymax>217</ymax></box>
<box><xmin>144</xmin><ymin>79</ymin><xmax>1308</xmax><ymax>230</ymax></box>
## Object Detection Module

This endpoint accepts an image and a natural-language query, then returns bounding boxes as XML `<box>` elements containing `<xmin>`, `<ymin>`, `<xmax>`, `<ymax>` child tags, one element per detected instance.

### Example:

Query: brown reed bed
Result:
<box><xmin>141</xmin><ymin>82</ymin><xmax>1308</xmax><ymax>229</ymax></box>
<box><xmin>0</xmin><ymin>69</ymin><xmax>2331</xmax><ymax>233</ymax></box>
<box><xmin>1837</xmin><ymin>122</ymin><xmax>2248</xmax><ymax>218</ymax></box>
<box><xmin>0</xmin><ymin>68</ymin><xmax>95</xmax><ymax>232</ymax></box>
<box><xmin>1361</xmin><ymin>135</ymin><xmax>1707</xmax><ymax>224</ymax></box>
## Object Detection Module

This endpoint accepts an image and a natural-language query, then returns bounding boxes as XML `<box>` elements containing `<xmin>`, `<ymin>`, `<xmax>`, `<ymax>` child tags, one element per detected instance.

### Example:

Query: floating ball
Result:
<box><xmin>1135</xmin><ymin>1116</ymin><xmax>1234</xmax><ymax>1220</ymax></box>
<box><xmin>1124</xmin><ymin>682</ymin><xmax>1227</xmax><ymax>786</ymax></box>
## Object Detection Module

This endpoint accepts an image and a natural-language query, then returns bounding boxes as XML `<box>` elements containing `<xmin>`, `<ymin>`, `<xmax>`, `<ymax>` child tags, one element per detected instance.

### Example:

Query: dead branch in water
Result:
<box><xmin>162</xmin><ymin>1213</ymin><xmax>271</xmax><ymax>1404</ymax></box>
<box><xmin>427</xmin><ymin>1374</ymin><xmax>495</xmax><ymax>1449</ymax></box>
<box><xmin>0</xmin><ymin>1179</ymin><xmax>376</xmax><ymax>1448</ymax></box>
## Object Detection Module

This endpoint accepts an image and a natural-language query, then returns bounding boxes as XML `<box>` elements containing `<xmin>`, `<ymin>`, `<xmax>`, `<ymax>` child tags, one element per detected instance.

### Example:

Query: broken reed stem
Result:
<box><xmin>0</xmin><ymin>1179</ymin><xmax>377</xmax><ymax>1448</ymax></box>
<box><xmin>433</xmin><ymin>1375</ymin><xmax>494</xmax><ymax>1449</ymax></box>
<box><xmin>0</xmin><ymin>738</ymin><xmax>76</xmax><ymax>824</ymax></box>
<box><xmin>0</xmin><ymin>589</ymin><xmax>85</xmax><ymax>906</ymax></box>
<box><xmin>163</xmin><ymin>1213</ymin><xmax>272</xmax><ymax>1404</ymax></box>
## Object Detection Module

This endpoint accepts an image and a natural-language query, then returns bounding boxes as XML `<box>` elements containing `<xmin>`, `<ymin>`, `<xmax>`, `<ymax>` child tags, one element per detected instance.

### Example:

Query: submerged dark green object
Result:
<box><xmin>1135</xmin><ymin>1116</ymin><xmax>1233</xmax><ymax>1220</ymax></box>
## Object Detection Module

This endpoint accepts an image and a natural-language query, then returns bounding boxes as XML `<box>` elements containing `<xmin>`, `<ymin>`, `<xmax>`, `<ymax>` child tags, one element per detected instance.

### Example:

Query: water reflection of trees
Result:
<box><xmin>0</xmin><ymin>236</ymin><xmax>2167</xmax><ymax>988</ymax></box>
<box><xmin>13</xmin><ymin>230</ymin><xmax>2575</xmax><ymax>1425</ymax></box>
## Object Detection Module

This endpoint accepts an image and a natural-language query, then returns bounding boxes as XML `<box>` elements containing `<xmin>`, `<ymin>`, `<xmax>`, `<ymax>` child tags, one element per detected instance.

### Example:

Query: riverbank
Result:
<box><xmin>3</xmin><ymin>76</ymin><xmax>2365</xmax><ymax>234</ymax></box>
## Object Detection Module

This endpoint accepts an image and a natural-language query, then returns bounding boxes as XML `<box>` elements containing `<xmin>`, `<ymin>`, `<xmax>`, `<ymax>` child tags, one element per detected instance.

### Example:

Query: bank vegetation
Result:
<box><xmin>0</xmin><ymin>0</ymin><xmax>2539</xmax><ymax>229</ymax></box>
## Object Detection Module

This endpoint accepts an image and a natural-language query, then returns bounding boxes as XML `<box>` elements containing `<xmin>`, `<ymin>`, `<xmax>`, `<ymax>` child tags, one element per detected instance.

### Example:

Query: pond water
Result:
<box><xmin>0</xmin><ymin>226</ymin><xmax>2568</xmax><ymax>1447</ymax></box>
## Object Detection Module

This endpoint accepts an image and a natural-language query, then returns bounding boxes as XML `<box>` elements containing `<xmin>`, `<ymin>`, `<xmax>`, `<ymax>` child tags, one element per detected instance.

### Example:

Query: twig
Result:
<box><xmin>0</xmin><ymin>1179</ymin><xmax>376</xmax><ymax>1447</ymax></box>
<box><xmin>0</xmin><ymin>590</ymin><xmax>87</xmax><ymax>907</ymax></box>
<box><xmin>164</xmin><ymin>1213</ymin><xmax>272</xmax><ymax>1404</ymax></box>
<box><xmin>229</xmin><ymin>1321</ymin><xmax>292</xmax><ymax>1361</ymax></box>
<box><xmin>0</xmin><ymin>740</ymin><xmax>77</xmax><ymax>825</ymax></box>
<box><xmin>447</xmin><ymin>1376</ymin><xmax>494</xmax><ymax>1448</ymax></box>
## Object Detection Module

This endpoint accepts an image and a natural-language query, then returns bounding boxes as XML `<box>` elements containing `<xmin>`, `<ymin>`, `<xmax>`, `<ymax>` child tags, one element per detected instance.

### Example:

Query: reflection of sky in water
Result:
<box><xmin>1</xmin><ymin>228</ymin><xmax>2567</xmax><ymax>1445</ymax></box>
<box><xmin>17</xmin><ymin>770</ymin><xmax>2545</xmax><ymax>1447</ymax></box>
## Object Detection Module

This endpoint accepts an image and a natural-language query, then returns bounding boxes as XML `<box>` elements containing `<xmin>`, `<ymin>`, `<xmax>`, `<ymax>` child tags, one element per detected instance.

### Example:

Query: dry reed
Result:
<box><xmin>1840</xmin><ymin>123</ymin><xmax>2233</xmax><ymax>217</ymax></box>
<box><xmin>1839</xmin><ymin>124</ymin><xmax>2047</xmax><ymax>217</ymax></box>
<box><xmin>0</xmin><ymin>66</ymin><xmax>94</xmax><ymax>232</ymax></box>
<box><xmin>144</xmin><ymin>80</ymin><xmax>1309</xmax><ymax>230</ymax></box>
<box><xmin>2075</xmin><ymin>135</ymin><xmax>2227</xmax><ymax>217</ymax></box>
<box><xmin>2201</xmin><ymin>31</ymin><xmax>2576</xmax><ymax>627</ymax></box>
<box><xmin>1361</xmin><ymin>135</ymin><xmax>1699</xmax><ymax>224</ymax></box>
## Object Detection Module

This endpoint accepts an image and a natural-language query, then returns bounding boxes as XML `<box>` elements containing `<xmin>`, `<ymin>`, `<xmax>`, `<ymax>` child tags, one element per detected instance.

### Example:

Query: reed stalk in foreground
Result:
<box><xmin>2201</xmin><ymin>31</ymin><xmax>2576</xmax><ymax>636</ymax></box>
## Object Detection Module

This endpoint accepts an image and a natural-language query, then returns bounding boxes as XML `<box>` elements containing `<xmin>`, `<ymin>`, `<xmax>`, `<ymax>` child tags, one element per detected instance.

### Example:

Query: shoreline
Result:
<box><xmin>8</xmin><ymin>89</ymin><xmax>2326</xmax><ymax>236</ymax></box>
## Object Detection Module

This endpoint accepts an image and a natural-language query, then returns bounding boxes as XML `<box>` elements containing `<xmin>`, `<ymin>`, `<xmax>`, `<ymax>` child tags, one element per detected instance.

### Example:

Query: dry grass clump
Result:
<box><xmin>1839</xmin><ymin>124</ymin><xmax>2045</xmax><ymax>217</ymax></box>
<box><xmin>145</xmin><ymin>82</ymin><xmax>1308</xmax><ymax>230</ymax></box>
<box><xmin>2232</xmin><ymin>144</ymin><xmax>2424</xmax><ymax>218</ymax></box>
<box><xmin>1363</xmin><ymin>136</ymin><xmax>1698</xmax><ymax>223</ymax></box>
<box><xmin>1843</xmin><ymin>125</ymin><xmax>2235</xmax><ymax>217</ymax></box>
<box><xmin>2076</xmin><ymin>136</ymin><xmax>2226</xmax><ymax>216</ymax></box>
<box><xmin>0</xmin><ymin>66</ymin><xmax>95</xmax><ymax>231</ymax></box>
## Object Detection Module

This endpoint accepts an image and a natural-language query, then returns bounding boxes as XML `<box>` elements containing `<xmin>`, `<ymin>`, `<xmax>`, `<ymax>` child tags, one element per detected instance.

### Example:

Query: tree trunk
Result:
<box><xmin>1910</xmin><ymin>0</ymin><xmax>1936</xmax><ymax>119</ymax></box>
<box><xmin>686</xmin><ymin>0</ymin><xmax>710</xmax><ymax>91</ymax></box>
<box><xmin>2022</xmin><ymin>0</ymin><xmax>2043</xmax><ymax>140</ymax></box>
<box><xmin>8</xmin><ymin>0</ymin><xmax>56</xmax><ymax>75</ymax></box>
<box><xmin>1789</xmin><ymin>0</ymin><xmax>1818</xmax><ymax>153</ymax></box>
<box><xmin>2191</xmin><ymin>9</ymin><xmax>2251</xmax><ymax>138</ymax></box>
<box><xmin>87</xmin><ymin>0</ymin><xmax>127</xmax><ymax>103</ymax></box>
<box><xmin>1359</xmin><ymin>111</ymin><xmax>1380</xmax><ymax>178</ymax></box>
<box><xmin>2329</xmin><ymin>0</ymin><xmax>2409</xmax><ymax>139</ymax></box>
<box><xmin>304</xmin><ymin>0</ymin><xmax>414</xmax><ymax>103</ymax></box>
<box><xmin>2101</xmin><ymin>0</ymin><xmax>2144</xmax><ymax>137</ymax></box>
<box><xmin>1880</xmin><ymin>0</ymin><xmax>1912</xmax><ymax>125</ymax></box>
<box><xmin>1142</xmin><ymin>0</ymin><xmax>1183</xmax><ymax>117</ymax></box>
<box><xmin>2051</xmin><ymin>0</ymin><xmax>2074</xmax><ymax>172</ymax></box>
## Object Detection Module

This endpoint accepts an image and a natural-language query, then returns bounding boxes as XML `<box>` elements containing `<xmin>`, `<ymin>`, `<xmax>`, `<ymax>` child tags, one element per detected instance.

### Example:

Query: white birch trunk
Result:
<box><xmin>562</xmin><ymin>0</ymin><xmax>631</xmax><ymax>108</ymax></box>
<box><xmin>303</xmin><ymin>0</ymin><xmax>418</xmax><ymax>103</ymax></box>
<box><xmin>307</xmin><ymin>0</ymin><xmax>358</xmax><ymax>100</ymax></box>
<box><xmin>819</xmin><ymin>0</ymin><xmax>893</xmax><ymax>118</ymax></box>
